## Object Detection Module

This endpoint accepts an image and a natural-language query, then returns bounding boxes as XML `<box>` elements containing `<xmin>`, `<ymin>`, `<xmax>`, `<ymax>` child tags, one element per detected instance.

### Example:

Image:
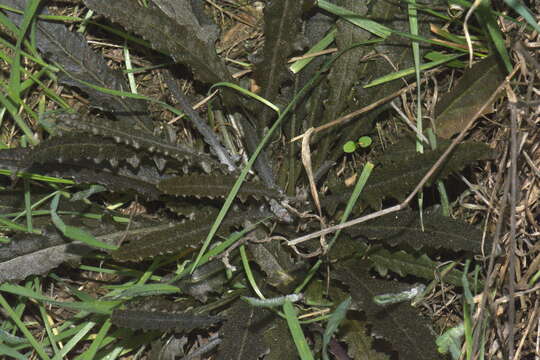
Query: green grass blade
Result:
<box><xmin>0</xmin><ymin>343</ymin><xmax>28</xmax><ymax>360</ymax></box>
<box><xmin>104</xmin><ymin>283</ymin><xmax>180</xmax><ymax>300</ymax></box>
<box><xmin>462</xmin><ymin>260</ymin><xmax>474</xmax><ymax>360</ymax></box>
<box><xmin>322</xmin><ymin>297</ymin><xmax>350</xmax><ymax>360</ymax></box>
<box><xmin>51</xmin><ymin>321</ymin><xmax>95</xmax><ymax>360</ymax></box>
<box><xmin>240</xmin><ymin>244</ymin><xmax>265</xmax><ymax>299</ymax></box>
<box><xmin>477</xmin><ymin>1</ymin><xmax>512</xmax><ymax>72</ymax></box>
<box><xmin>290</xmin><ymin>28</ymin><xmax>337</xmax><ymax>74</ymax></box>
<box><xmin>283</xmin><ymin>300</ymin><xmax>315</xmax><ymax>360</ymax></box>
<box><xmin>50</xmin><ymin>193</ymin><xmax>118</xmax><ymax>251</ymax></box>
<box><xmin>210</xmin><ymin>82</ymin><xmax>280</xmax><ymax>114</ymax></box>
<box><xmin>0</xmin><ymin>294</ymin><xmax>51</xmax><ymax>360</ymax></box>
<box><xmin>34</xmin><ymin>278</ymin><xmax>61</xmax><ymax>356</ymax></box>
<box><xmin>0</xmin><ymin>283</ymin><xmax>119</xmax><ymax>314</ymax></box>
<box><xmin>77</xmin><ymin>318</ymin><xmax>112</xmax><ymax>360</ymax></box>
<box><xmin>0</xmin><ymin>86</ymin><xmax>38</xmax><ymax>145</ymax></box>
<box><xmin>364</xmin><ymin>54</ymin><xmax>463</xmax><ymax>88</ymax></box>
<box><xmin>503</xmin><ymin>0</ymin><xmax>540</xmax><ymax>33</ymax></box>
<box><xmin>8</xmin><ymin>0</ymin><xmax>40</xmax><ymax>102</ymax></box>
<box><xmin>317</xmin><ymin>0</ymin><xmax>391</xmax><ymax>38</ymax></box>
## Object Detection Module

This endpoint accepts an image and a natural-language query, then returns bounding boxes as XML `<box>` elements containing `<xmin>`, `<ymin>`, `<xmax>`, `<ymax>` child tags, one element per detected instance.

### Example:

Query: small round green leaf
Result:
<box><xmin>343</xmin><ymin>141</ymin><xmax>357</xmax><ymax>153</ymax></box>
<box><xmin>357</xmin><ymin>136</ymin><xmax>372</xmax><ymax>148</ymax></box>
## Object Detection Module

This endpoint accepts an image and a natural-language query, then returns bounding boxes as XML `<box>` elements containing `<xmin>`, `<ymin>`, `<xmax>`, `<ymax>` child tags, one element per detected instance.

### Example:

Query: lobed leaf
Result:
<box><xmin>216</xmin><ymin>299</ymin><xmax>273</xmax><ymax>360</ymax></box>
<box><xmin>111</xmin><ymin>309</ymin><xmax>223</xmax><ymax>332</ymax></box>
<box><xmin>112</xmin><ymin>210</ymin><xmax>269</xmax><ymax>261</ymax></box>
<box><xmin>252</xmin><ymin>0</ymin><xmax>304</xmax><ymax>128</ymax></box>
<box><xmin>83</xmin><ymin>0</ymin><xmax>232</xmax><ymax>87</ymax></box>
<box><xmin>340</xmin><ymin>319</ymin><xmax>390</xmax><ymax>360</ymax></box>
<box><xmin>321</xmin><ymin>0</ymin><xmax>370</xmax><ymax>130</ymax></box>
<box><xmin>367</xmin><ymin>248</ymin><xmax>466</xmax><ymax>287</ymax></box>
<box><xmin>345</xmin><ymin>207</ymin><xmax>489</xmax><ymax>253</ymax></box>
<box><xmin>24</xmin><ymin>135</ymin><xmax>141</xmax><ymax>169</ymax></box>
<box><xmin>55</xmin><ymin>112</ymin><xmax>223</xmax><ymax>173</ymax></box>
<box><xmin>2</xmin><ymin>0</ymin><xmax>152</xmax><ymax>131</ymax></box>
<box><xmin>333</xmin><ymin>260</ymin><xmax>439</xmax><ymax>360</ymax></box>
<box><xmin>157</xmin><ymin>174</ymin><xmax>280</xmax><ymax>201</ymax></box>
<box><xmin>327</xmin><ymin>139</ymin><xmax>494</xmax><ymax>211</ymax></box>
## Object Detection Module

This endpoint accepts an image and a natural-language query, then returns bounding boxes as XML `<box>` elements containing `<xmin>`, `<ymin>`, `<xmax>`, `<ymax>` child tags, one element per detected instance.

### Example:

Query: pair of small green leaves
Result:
<box><xmin>342</xmin><ymin>136</ymin><xmax>372</xmax><ymax>153</ymax></box>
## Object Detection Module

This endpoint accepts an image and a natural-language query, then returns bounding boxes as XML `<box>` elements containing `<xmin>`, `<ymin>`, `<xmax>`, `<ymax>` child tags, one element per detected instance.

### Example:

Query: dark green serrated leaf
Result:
<box><xmin>177</xmin><ymin>258</ymin><xmax>230</xmax><ymax>302</ymax></box>
<box><xmin>3</xmin><ymin>0</ymin><xmax>152</xmax><ymax>131</ymax></box>
<box><xmin>157</xmin><ymin>174</ymin><xmax>280</xmax><ymax>201</ymax></box>
<box><xmin>55</xmin><ymin>113</ymin><xmax>223</xmax><ymax>173</ymax></box>
<box><xmin>83</xmin><ymin>0</ymin><xmax>232</xmax><ymax>87</ymax></box>
<box><xmin>317</xmin><ymin>0</ymin><xmax>370</xmax><ymax>155</ymax></box>
<box><xmin>113</xmin><ymin>210</ymin><xmax>269</xmax><ymax>261</ymax></box>
<box><xmin>111</xmin><ymin>309</ymin><xmax>223</xmax><ymax>332</ymax></box>
<box><xmin>339</xmin><ymin>319</ymin><xmax>390</xmax><ymax>360</ymax></box>
<box><xmin>164</xmin><ymin>200</ymin><xmax>219</xmax><ymax>219</ymax></box>
<box><xmin>263</xmin><ymin>316</ymin><xmax>298</xmax><ymax>360</ymax></box>
<box><xmin>216</xmin><ymin>299</ymin><xmax>274</xmax><ymax>360</ymax></box>
<box><xmin>333</xmin><ymin>260</ymin><xmax>439</xmax><ymax>360</ymax></box>
<box><xmin>0</xmin><ymin>208</ymin><xmax>162</xmax><ymax>282</ymax></box>
<box><xmin>345</xmin><ymin>207</ymin><xmax>488</xmax><ymax>253</ymax></box>
<box><xmin>247</xmin><ymin>227</ymin><xmax>298</xmax><ymax>292</ymax></box>
<box><xmin>367</xmin><ymin>248</ymin><xmax>466</xmax><ymax>287</ymax></box>
<box><xmin>0</xmin><ymin>225</ymin><xmax>94</xmax><ymax>283</ymax></box>
<box><xmin>0</xmin><ymin>241</ymin><xmax>94</xmax><ymax>283</ymax></box>
<box><xmin>253</xmin><ymin>0</ymin><xmax>303</xmax><ymax>129</ymax></box>
<box><xmin>48</xmin><ymin>165</ymin><xmax>161</xmax><ymax>200</ymax></box>
<box><xmin>328</xmin><ymin>140</ymin><xmax>494</xmax><ymax>211</ymax></box>
<box><xmin>434</xmin><ymin>56</ymin><xmax>505</xmax><ymax>138</ymax></box>
<box><xmin>0</xmin><ymin>146</ymin><xmax>29</xmax><ymax>172</ymax></box>
<box><xmin>25</xmin><ymin>135</ymin><xmax>141</xmax><ymax>169</ymax></box>
<box><xmin>152</xmin><ymin>0</ymin><xmax>219</xmax><ymax>45</ymax></box>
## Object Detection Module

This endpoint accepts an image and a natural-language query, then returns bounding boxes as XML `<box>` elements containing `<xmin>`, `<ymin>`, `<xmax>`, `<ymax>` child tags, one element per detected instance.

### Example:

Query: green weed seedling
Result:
<box><xmin>343</xmin><ymin>136</ymin><xmax>373</xmax><ymax>153</ymax></box>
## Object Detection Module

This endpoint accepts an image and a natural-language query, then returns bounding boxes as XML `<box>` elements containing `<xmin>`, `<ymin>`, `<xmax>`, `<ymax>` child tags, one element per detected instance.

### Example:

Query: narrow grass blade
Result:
<box><xmin>0</xmin><ymin>88</ymin><xmax>37</xmax><ymax>144</ymax></box>
<box><xmin>0</xmin><ymin>343</ymin><xmax>27</xmax><ymax>359</ymax></box>
<box><xmin>290</xmin><ymin>28</ymin><xmax>337</xmax><ymax>74</ymax></box>
<box><xmin>462</xmin><ymin>260</ymin><xmax>474</xmax><ymax>360</ymax></box>
<box><xmin>78</xmin><ymin>318</ymin><xmax>112</xmax><ymax>360</ymax></box>
<box><xmin>0</xmin><ymin>283</ymin><xmax>119</xmax><ymax>314</ymax></box>
<box><xmin>476</xmin><ymin>1</ymin><xmax>512</xmax><ymax>72</ymax></box>
<box><xmin>50</xmin><ymin>193</ymin><xmax>118</xmax><ymax>251</ymax></box>
<box><xmin>104</xmin><ymin>283</ymin><xmax>180</xmax><ymax>300</ymax></box>
<box><xmin>0</xmin><ymin>328</ymin><xmax>29</xmax><ymax>345</ymax></box>
<box><xmin>283</xmin><ymin>300</ymin><xmax>314</xmax><ymax>360</ymax></box>
<box><xmin>240</xmin><ymin>244</ymin><xmax>265</xmax><ymax>299</ymax></box>
<box><xmin>9</xmin><ymin>0</ymin><xmax>40</xmax><ymax>101</ymax></box>
<box><xmin>317</xmin><ymin>0</ymin><xmax>391</xmax><ymax>38</ymax></box>
<box><xmin>503</xmin><ymin>0</ymin><xmax>540</xmax><ymax>33</ymax></box>
<box><xmin>210</xmin><ymin>82</ymin><xmax>280</xmax><ymax>114</ymax></box>
<box><xmin>364</xmin><ymin>54</ymin><xmax>462</xmax><ymax>88</ymax></box>
<box><xmin>0</xmin><ymin>294</ymin><xmax>51</xmax><ymax>360</ymax></box>
<box><xmin>51</xmin><ymin>321</ymin><xmax>95</xmax><ymax>360</ymax></box>
<box><xmin>322</xmin><ymin>297</ymin><xmax>350</xmax><ymax>360</ymax></box>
